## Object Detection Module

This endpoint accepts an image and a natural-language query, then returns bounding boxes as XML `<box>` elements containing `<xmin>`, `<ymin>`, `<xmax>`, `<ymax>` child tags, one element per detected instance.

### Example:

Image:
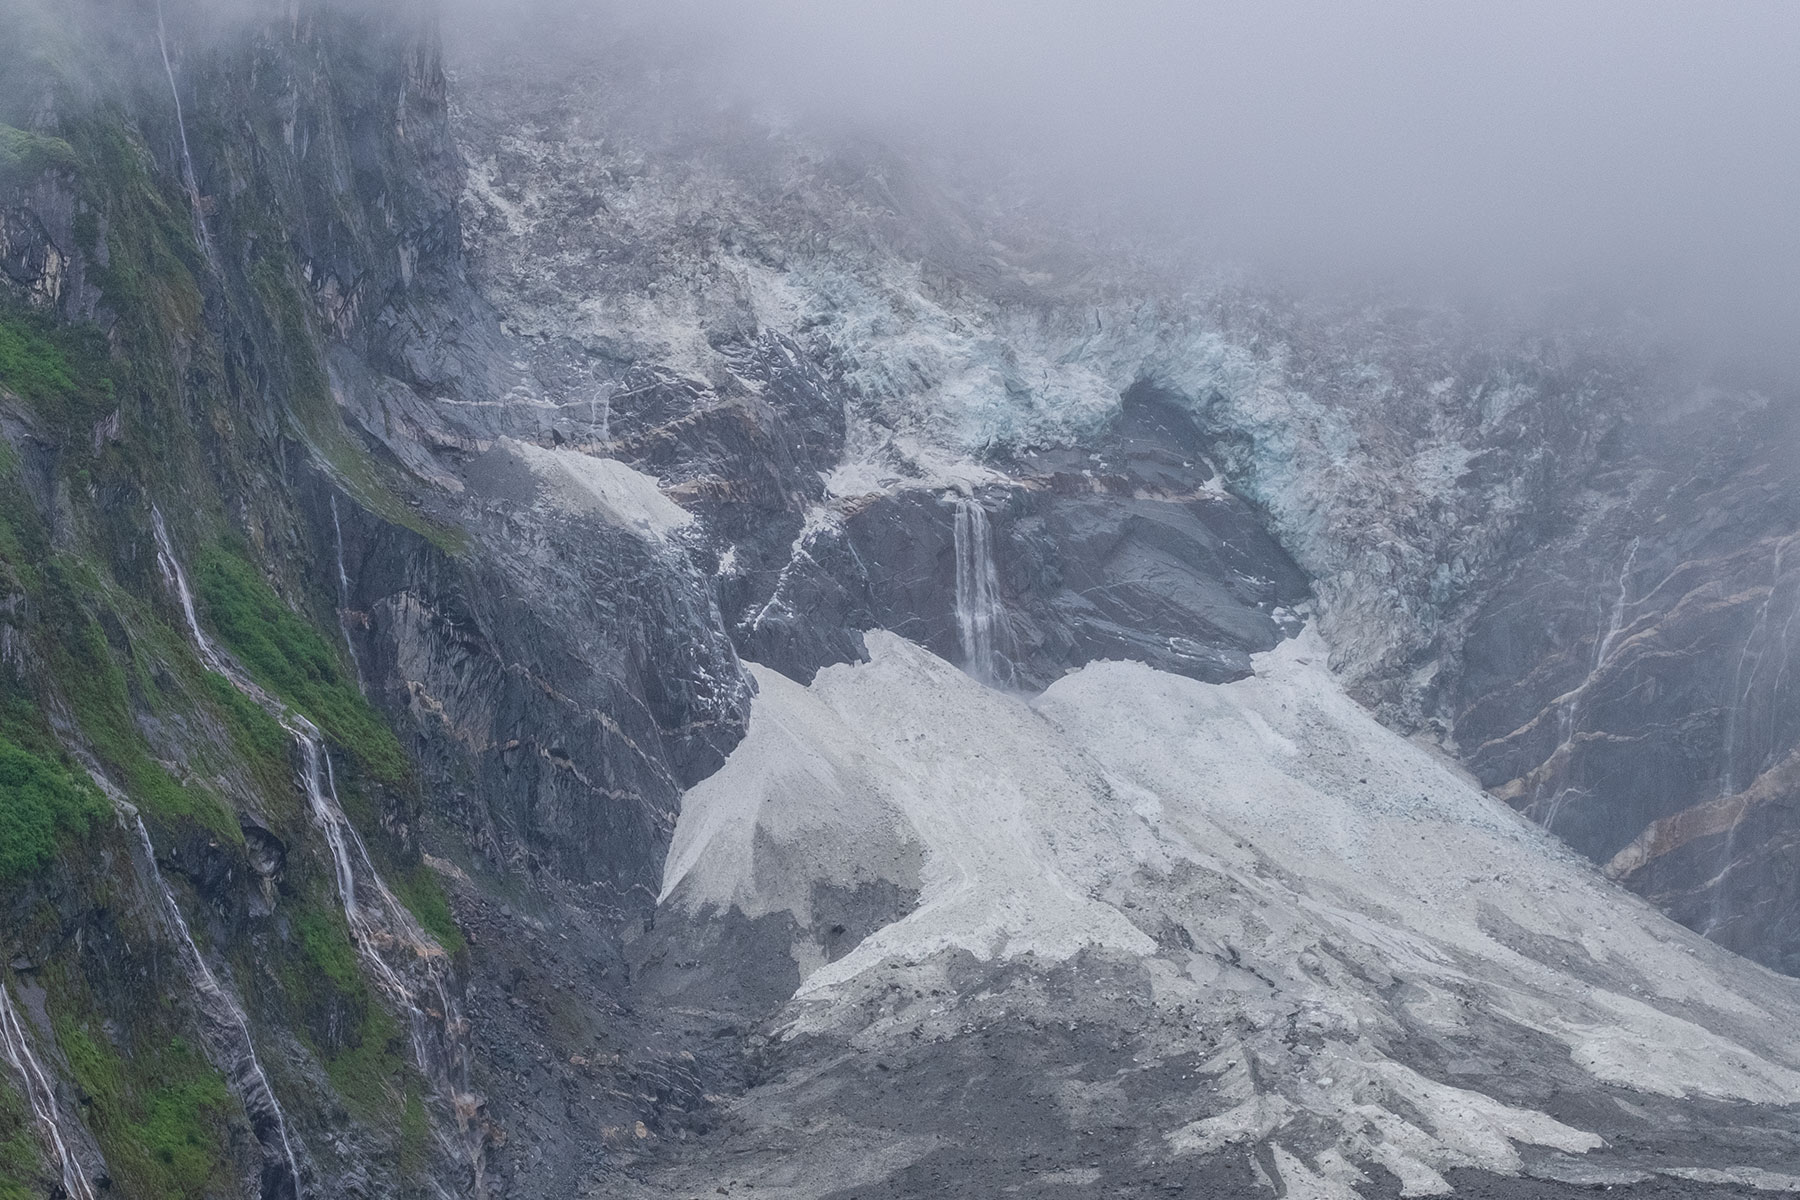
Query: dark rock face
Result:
<box><xmin>842</xmin><ymin>466</ymin><xmax>1306</xmax><ymax>693</ymax></box>
<box><xmin>329</xmin><ymin>487</ymin><xmax>751</xmax><ymax>912</ymax></box>
<box><xmin>1451</xmin><ymin>398</ymin><xmax>1800</xmax><ymax>974</ymax></box>
<box><xmin>0</xmin><ymin>172</ymin><xmax>106</xmax><ymax>319</ymax></box>
<box><xmin>720</xmin><ymin>387</ymin><xmax>1309</xmax><ymax>690</ymax></box>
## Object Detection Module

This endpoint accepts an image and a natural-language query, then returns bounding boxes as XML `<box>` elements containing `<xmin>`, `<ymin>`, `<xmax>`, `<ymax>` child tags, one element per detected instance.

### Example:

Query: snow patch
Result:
<box><xmin>503</xmin><ymin>438</ymin><xmax>693</xmax><ymax>540</ymax></box>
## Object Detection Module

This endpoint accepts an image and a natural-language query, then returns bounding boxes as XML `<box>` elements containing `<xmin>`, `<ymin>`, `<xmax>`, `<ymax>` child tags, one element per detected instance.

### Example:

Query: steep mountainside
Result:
<box><xmin>448</xmin><ymin>21</ymin><xmax>1800</xmax><ymax>980</ymax></box>
<box><xmin>1</xmin><ymin>3</ymin><xmax>1798</xmax><ymax>1199</ymax></box>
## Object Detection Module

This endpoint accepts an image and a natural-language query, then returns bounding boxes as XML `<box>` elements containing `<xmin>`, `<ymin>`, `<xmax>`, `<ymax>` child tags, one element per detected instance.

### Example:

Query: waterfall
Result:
<box><xmin>1720</xmin><ymin>537</ymin><xmax>1793</xmax><ymax>797</ymax></box>
<box><xmin>952</xmin><ymin>497</ymin><xmax>1010</xmax><ymax>685</ymax></box>
<box><xmin>151</xmin><ymin>509</ymin><xmax>485</xmax><ymax>1189</ymax></box>
<box><xmin>0</xmin><ymin>981</ymin><xmax>98</xmax><ymax>1200</ymax></box>
<box><xmin>119</xmin><ymin>810</ymin><xmax>306</xmax><ymax>1199</ymax></box>
<box><xmin>153</xmin><ymin>0</ymin><xmax>213</xmax><ymax>261</ymax></box>
<box><xmin>330</xmin><ymin>497</ymin><xmax>365</xmax><ymax>691</ymax></box>
<box><xmin>153</xmin><ymin>507</ymin><xmax>226</xmax><ymax>674</ymax></box>
<box><xmin>1707</xmin><ymin>536</ymin><xmax>1797</xmax><ymax>936</ymax></box>
<box><xmin>297</xmin><ymin>741</ymin><xmax>480</xmax><ymax>1184</ymax></box>
<box><xmin>599</xmin><ymin>390</ymin><xmax>612</xmax><ymax>448</ymax></box>
<box><xmin>1537</xmin><ymin>537</ymin><xmax>1639</xmax><ymax>834</ymax></box>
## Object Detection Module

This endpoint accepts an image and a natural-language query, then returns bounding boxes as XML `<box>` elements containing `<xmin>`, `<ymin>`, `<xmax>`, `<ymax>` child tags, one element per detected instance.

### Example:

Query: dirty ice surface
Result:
<box><xmin>664</xmin><ymin>629</ymin><xmax>1800</xmax><ymax>1194</ymax></box>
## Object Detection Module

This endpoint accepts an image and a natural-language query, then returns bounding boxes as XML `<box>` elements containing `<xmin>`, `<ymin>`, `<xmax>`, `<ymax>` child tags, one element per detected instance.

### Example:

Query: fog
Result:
<box><xmin>443</xmin><ymin>0</ymin><xmax>1800</xmax><ymax>374</ymax></box>
<box><xmin>15</xmin><ymin>0</ymin><xmax>1796</xmax><ymax>366</ymax></box>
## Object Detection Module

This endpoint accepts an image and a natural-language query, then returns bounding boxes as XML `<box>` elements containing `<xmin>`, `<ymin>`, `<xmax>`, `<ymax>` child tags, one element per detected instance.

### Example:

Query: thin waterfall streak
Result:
<box><xmin>154</xmin><ymin>0</ymin><xmax>212</xmax><ymax>260</ymax></box>
<box><xmin>1722</xmin><ymin>537</ymin><xmax>1792</xmax><ymax>796</ymax></box>
<box><xmin>1535</xmin><ymin>537</ymin><xmax>1639</xmax><ymax>834</ymax></box>
<box><xmin>330</xmin><ymin>498</ymin><xmax>365</xmax><ymax>691</ymax></box>
<box><xmin>1768</xmin><ymin>577</ymin><xmax>1800</xmax><ymax>748</ymax></box>
<box><xmin>151</xmin><ymin>507</ymin><xmax>485</xmax><ymax>1189</ymax></box>
<box><xmin>319</xmin><ymin>755</ymin><xmax>474</xmax><ymax>1101</ymax></box>
<box><xmin>590</xmin><ymin>388</ymin><xmax>612</xmax><ymax>449</ymax></box>
<box><xmin>1592</xmin><ymin>537</ymin><xmax>1641</xmax><ymax>682</ymax></box>
<box><xmin>324</xmin><ymin>750</ymin><xmax>415</xmax><ymax>939</ymax></box>
<box><xmin>154</xmin><ymin>508</ymin><xmax>226</xmax><ymax>675</ymax></box>
<box><xmin>1709</xmin><ymin>538</ymin><xmax>1794</xmax><ymax>936</ymax></box>
<box><xmin>124</xmin><ymin>814</ymin><xmax>306</xmax><ymax>1197</ymax></box>
<box><xmin>0</xmin><ymin>983</ymin><xmax>98</xmax><ymax>1200</ymax></box>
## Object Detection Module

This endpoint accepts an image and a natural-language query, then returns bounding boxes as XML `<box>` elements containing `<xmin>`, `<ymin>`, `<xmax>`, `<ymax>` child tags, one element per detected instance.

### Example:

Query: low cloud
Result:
<box><xmin>457</xmin><ymin>0</ymin><xmax>1800</xmax><ymax>375</ymax></box>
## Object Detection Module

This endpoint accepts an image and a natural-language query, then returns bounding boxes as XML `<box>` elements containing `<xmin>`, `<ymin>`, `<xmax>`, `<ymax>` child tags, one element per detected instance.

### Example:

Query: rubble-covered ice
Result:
<box><xmin>662</xmin><ymin>628</ymin><xmax>1800</xmax><ymax>1194</ymax></box>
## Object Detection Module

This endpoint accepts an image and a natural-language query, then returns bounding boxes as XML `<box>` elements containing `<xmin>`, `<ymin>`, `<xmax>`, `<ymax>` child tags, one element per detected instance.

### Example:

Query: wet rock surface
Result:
<box><xmin>5</xmin><ymin>1</ymin><xmax>1800</xmax><ymax>1197</ymax></box>
<box><xmin>1450</xmin><ymin>397</ymin><xmax>1800</xmax><ymax>975</ymax></box>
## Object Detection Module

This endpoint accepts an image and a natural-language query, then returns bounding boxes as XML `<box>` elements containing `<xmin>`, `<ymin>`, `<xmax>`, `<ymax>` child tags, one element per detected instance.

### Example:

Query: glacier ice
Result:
<box><xmin>661</xmin><ymin>628</ymin><xmax>1800</xmax><ymax>1194</ymax></box>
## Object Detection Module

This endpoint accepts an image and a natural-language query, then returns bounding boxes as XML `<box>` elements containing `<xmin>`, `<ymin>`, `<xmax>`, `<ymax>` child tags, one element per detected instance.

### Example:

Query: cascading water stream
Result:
<box><xmin>1706</xmin><ymin>536</ymin><xmax>1796</xmax><ymax>935</ymax></box>
<box><xmin>952</xmin><ymin>496</ymin><xmax>1010</xmax><ymax>685</ymax></box>
<box><xmin>153</xmin><ymin>0</ymin><xmax>214</xmax><ymax>262</ymax></box>
<box><xmin>1537</xmin><ymin>537</ymin><xmax>1639</xmax><ymax>834</ymax></box>
<box><xmin>1766</xmin><ymin>575</ymin><xmax>1800</xmax><ymax>748</ymax></box>
<box><xmin>0</xmin><ymin>981</ymin><xmax>98</xmax><ymax>1200</ymax></box>
<box><xmin>588</xmin><ymin>387</ymin><xmax>612</xmax><ymax>449</ymax></box>
<box><xmin>293</xmin><ymin>737</ymin><xmax>478</xmax><ymax>1167</ymax></box>
<box><xmin>152</xmin><ymin>509</ymin><xmax>484</xmax><ymax>1188</ymax></box>
<box><xmin>118</xmin><ymin>808</ymin><xmax>306</xmax><ymax>1198</ymax></box>
<box><xmin>1720</xmin><ymin>537</ymin><xmax>1794</xmax><ymax>796</ymax></box>
<box><xmin>154</xmin><ymin>507</ymin><xmax>227</xmax><ymax>674</ymax></box>
<box><xmin>330</xmin><ymin>497</ymin><xmax>365</xmax><ymax>690</ymax></box>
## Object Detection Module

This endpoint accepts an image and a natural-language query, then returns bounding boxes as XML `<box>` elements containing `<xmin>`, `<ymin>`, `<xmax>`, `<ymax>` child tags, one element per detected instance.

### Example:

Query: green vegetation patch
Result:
<box><xmin>0</xmin><ymin>1071</ymin><xmax>45</xmax><ymax>1200</ymax></box>
<box><xmin>0</xmin><ymin>317</ymin><xmax>72</xmax><ymax>401</ymax></box>
<box><xmin>294</xmin><ymin>905</ymin><xmax>362</xmax><ymax>992</ymax></box>
<box><xmin>52</xmin><ymin>1021</ymin><xmax>233</xmax><ymax>1200</ymax></box>
<box><xmin>40</xmin><ymin>565</ymin><xmax>240</xmax><ymax>845</ymax></box>
<box><xmin>280</xmin><ymin>895</ymin><xmax>418</xmax><ymax>1124</ymax></box>
<box><xmin>197</xmin><ymin>669</ymin><xmax>292</xmax><ymax>801</ymax></box>
<box><xmin>0</xmin><ymin>730</ymin><xmax>108</xmax><ymax>886</ymax></box>
<box><xmin>0</xmin><ymin>306</ymin><xmax>113</xmax><ymax>429</ymax></box>
<box><xmin>397</xmin><ymin>1089</ymin><xmax>430</xmax><ymax>1179</ymax></box>
<box><xmin>0</xmin><ymin>124</ymin><xmax>76</xmax><ymax>185</ymax></box>
<box><xmin>196</xmin><ymin>547</ymin><xmax>407</xmax><ymax>786</ymax></box>
<box><xmin>320</xmin><ymin>1002</ymin><xmax>407</xmax><ymax>1123</ymax></box>
<box><xmin>0</xmin><ymin>456</ymin><xmax>44</xmax><ymax>580</ymax></box>
<box><xmin>393</xmin><ymin>864</ymin><xmax>464</xmax><ymax>955</ymax></box>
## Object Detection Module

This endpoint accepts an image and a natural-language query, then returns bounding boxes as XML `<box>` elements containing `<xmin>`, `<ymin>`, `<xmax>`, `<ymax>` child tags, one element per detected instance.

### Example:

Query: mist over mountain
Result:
<box><xmin>3</xmin><ymin>2</ymin><xmax>1800</xmax><ymax>1199</ymax></box>
<box><xmin>445</xmin><ymin>0</ymin><xmax>1800</xmax><ymax>376</ymax></box>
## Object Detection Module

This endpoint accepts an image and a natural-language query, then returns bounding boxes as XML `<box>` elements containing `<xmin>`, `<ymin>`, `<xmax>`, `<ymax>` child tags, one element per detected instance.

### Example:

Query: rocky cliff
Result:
<box><xmin>1</xmin><ymin>3</ymin><xmax>1798</xmax><ymax>1199</ymax></box>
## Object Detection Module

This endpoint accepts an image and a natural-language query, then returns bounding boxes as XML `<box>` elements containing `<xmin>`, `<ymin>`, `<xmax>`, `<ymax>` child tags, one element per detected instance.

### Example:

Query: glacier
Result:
<box><xmin>653</xmin><ymin>630</ymin><xmax>1800</xmax><ymax>1196</ymax></box>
